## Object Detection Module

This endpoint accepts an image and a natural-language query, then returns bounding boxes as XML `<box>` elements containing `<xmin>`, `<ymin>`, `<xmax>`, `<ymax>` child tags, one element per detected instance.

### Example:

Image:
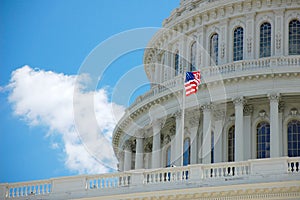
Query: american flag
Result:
<box><xmin>184</xmin><ymin>71</ymin><xmax>201</xmax><ymax>96</ymax></box>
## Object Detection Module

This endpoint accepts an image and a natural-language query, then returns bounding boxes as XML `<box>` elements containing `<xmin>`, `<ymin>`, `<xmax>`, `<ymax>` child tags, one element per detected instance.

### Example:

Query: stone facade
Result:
<box><xmin>1</xmin><ymin>0</ymin><xmax>300</xmax><ymax>199</ymax></box>
<box><xmin>113</xmin><ymin>0</ymin><xmax>300</xmax><ymax>172</ymax></box>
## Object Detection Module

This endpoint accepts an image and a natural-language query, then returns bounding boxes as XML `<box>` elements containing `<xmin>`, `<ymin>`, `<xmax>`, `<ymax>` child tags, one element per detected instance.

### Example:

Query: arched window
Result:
<box><xmin>211</xmin><ymin>131</ymin><xmax>214</xmax><ymax>163</ymax></box>
<box><xmin>288</xmin><ymin>120</ymin><xmax>300</xmax><ymax>157</ymax></box>
<box><xmin>210</xmin><ymin>33</ymin><xmax>218</xmax><ymax>65</ymax></box>
<box><xmin>190</xmin><ymin>42</ymin><xmax>197</xmax><ymax>71</ymax></box>
<box><xmin>259</xmin><ymin>22</ymin><xmax>271</xmax><ymax>58</ymax></box>
<box><xmin>233</xmin><ymin>27</ymin><xmax>244</xmax><ymax>61</ymax></box>
<box><xmin>183</xmin><ymin>138</ymin><xmax>190</xmax><ymax>166</ymax></box>
<box><xmin>174</xmin><ymin>50</ymin><xmax>179</xmax><ymax>76</ymax></box>
<box><xmin>257</xmin><ymin>122</ymin><xmax>270</xmax><ymax>158</ymax></box>
<box><xmin>289</xmin><ymin>19</ymin><xmax>300</xmax><ymax>55</ymax></box>
<box><xmin>228</xmin><ymin>125</ymin><xmax>235</xmax><ymax>162</ymax></box>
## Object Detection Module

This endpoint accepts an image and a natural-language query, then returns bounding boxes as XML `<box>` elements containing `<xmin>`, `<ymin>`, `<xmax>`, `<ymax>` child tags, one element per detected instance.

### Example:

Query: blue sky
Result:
<box><xmin>0</xmin><ymin>0</ymin><xmax>180</xmax><ymax>183</ymax></box>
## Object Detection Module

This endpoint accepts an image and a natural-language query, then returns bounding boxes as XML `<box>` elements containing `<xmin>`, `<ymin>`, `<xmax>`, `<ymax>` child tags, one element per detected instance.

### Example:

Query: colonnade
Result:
<box><xmin>120</xmin><ymin>94</ymin><xmax>281</xmax><ymax>171</ymax></box>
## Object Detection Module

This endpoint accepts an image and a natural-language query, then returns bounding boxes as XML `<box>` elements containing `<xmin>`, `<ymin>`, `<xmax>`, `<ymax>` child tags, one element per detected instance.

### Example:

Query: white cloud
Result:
<box><xmin>7</xmin><ymin>65</ymin><xmax>125</xmax><ymax>174</ymax></box>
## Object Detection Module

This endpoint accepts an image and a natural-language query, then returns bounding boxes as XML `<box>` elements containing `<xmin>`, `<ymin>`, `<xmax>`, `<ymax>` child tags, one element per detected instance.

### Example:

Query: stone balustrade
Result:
<box><xmin>129</xmin><ymin>56</ymin><xmax>300</xmax><ymax>113</ymax></box>
<box><xmin>288</xmin><ymin>157</ymin><xmax>300</xmax><ymax>173</ymax></box>
<box><xmin>201</xmin><ymin>161</ymin><xmax>250</xmax><ymax>179</ymax></box>
<box><xmin>4</xmin><ymin>180</ymin><xmax>52</xmax><ymax>198</ymax></box>
<box><xmin>1</xmin><ymin>157</ymin><xmax>299</xmax><ymax>199</ymax></box>
<box><xmin>86</xmin><ymin>172</ymin><xmax>131</xmax><ymax>189</ymax></box>
<box><xmin>144</xmin><ymin>166</ymin><xmax>189</xmax><ymax>184</ymax></box>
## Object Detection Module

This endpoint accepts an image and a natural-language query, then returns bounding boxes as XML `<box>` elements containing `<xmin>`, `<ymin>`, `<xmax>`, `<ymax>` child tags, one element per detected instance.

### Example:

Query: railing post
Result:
<box><xmin>189</xmin><ymin>164</ymin><xmax>203</xmax><ymax>183</ymax></box>
<box><xmin>129</xmin><ymin>169</ymin><xmax>144</xmax><ymax>188</ymax></box>
<box><xmin>250</xmin><ymin>157</ymin><xmax>288</xmax><ymax>176</ymax></box>
<box><xmin>51</xmin><ymin>176</ymin><xmax>86</xmax><ymax>198</ymax></box>
<box><xmin>0</xmin><ymin>184</ymin><xmax>8</xmax><ymax>200</ymax></box>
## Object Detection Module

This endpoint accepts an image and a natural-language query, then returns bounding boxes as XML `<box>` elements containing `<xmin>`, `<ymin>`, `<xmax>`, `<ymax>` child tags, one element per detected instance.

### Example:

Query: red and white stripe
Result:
<box><xmin>184</xmin><ymin>71</ymin><xmax>201</xmax><ymax>96</ymax></box>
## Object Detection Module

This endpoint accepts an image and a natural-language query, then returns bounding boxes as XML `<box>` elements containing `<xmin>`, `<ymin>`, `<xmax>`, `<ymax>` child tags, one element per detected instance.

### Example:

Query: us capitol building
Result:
<box><xmin>1</xmin><ymin>0</ymin><xmax>300</xmax><ymax>199</ymax></box>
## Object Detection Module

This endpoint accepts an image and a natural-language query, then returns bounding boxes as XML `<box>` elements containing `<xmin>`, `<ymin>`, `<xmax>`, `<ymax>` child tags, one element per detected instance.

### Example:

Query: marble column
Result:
<box><xmin>124</xmin><ymin>143</ymin><xmax>132</xmax><ymax>171</ymax></box>
<box><xmin>135</xmin><ymin>130</ymin><xmax>144</xmax><ymax>169</ymax></box>
<box><xmin>201</xmin><ymin>104</ymin><xmax>212</xmax><ymax>164</ymax></box>
<box><xmin>214</xmin><ymin>110</ymin><xmax>225</xmax><ymax>163</ymax></box>
<box><xmin>269</xmin><ymin>94</ymin><xmax>280</xmax><ymax>158</ymax></box>
<box><xmin>118</xmin><ymin>152</ymin><xmax>124</xmax><ymax>172</ymax></box>
<box><xmin>152</xmin><ymin>120</ymin><xmax>162</xmax><ymax>169</ymax></box>
<box><xmin>233</xmin><ymin>97</ymin><xmax>245</xmax><ymax>162</ymax></box>
<box><xmin>243</xmin><ymin>104</ymin><xmax>253</xmax><ymax>160</ymax></box>
<box><xmin>188</xmin><ymin>112</ymin><xmax>200</xmax><ymax>164</ymax></box>
<box><xmin>175</xmin><ymin>111</ymin><xmax>184</xmax><ymax>166</ymax></box>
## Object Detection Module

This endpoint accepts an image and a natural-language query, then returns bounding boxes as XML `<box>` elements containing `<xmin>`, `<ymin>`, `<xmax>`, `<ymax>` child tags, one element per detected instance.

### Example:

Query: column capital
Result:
<box><xmin>174</xmin><ymin>110</ymin><xmax>182</xmax><ymax>119</ymax></box>
<box><xmin>233</xmin><ymin>97</ymin><xmax>246</xmax><ymax>106</ymax></box>
<box><xmin>123</xmin><ymin>140</ymin><xmax>133</xmax><ymax>151</ymax></box>
<box><xmin>151</xmin><ymin>119</ymin><xmax>164</xmax><ymax>129</ymax></box>
<box><xmin>118</xmin><ymin>151</ymin><xmax>124</xmax><ymax>159</ymax></box>
<box><xmin>268</xmin><ymin>93</ymin><xmax>280</xmax><ymax>102</ymax></box>
<box><xmin>201</xmin><ymin>103</ymin><xmax>214</xmax><ymax>111</ymax></box>
<box><xmin>135</xmin><ymin>129</ymin><xmax>145</xmax><ymax>139</ymax></box>
<box><xmin>273</xmin><ymin>8</ymin><xmax>285</xmax><ymax>15</ymax></box>
<box><xmin>245</xmin><ymin>12</ymin><xmax>256</xmax><ymax>19</ymax></box>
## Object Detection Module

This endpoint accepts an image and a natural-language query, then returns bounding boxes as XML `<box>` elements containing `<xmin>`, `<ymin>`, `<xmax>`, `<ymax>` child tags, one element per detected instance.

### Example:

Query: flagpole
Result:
<box><xmin>181</xmin><ymin>69</ymin><xmax>186</xmax><ymax>166</ymax></box>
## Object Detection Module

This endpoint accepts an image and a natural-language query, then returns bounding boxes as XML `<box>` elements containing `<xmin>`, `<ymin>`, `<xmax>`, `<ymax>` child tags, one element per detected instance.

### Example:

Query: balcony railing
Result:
<box><xmin>4</xmin><ymin>180</ymin><xmax>52</xmax><ymax>198</ymax></box>
<box><xmin>129</xmin><ymin>56</ymin><xmax>300</xmax><ymax>112</ymax></box>
<box><xmin>1</xmin><ymin>157</ymin><xmax>299</xmax><ymax>199</ymax></box>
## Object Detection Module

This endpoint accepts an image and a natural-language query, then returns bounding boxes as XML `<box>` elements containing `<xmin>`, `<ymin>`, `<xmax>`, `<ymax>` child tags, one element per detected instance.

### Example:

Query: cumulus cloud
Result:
<box><xmin>7</xmin><ymin>65</ymin><xmax>125</xmax><ymax>174</ymax></box>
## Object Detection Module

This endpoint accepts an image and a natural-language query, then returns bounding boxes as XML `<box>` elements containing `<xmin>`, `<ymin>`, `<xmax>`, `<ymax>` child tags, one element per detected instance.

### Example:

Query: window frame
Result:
<box><xmin>259</xmin><ymin>22</ymin><xmax>272</xmax><ymax>58</ymax></box>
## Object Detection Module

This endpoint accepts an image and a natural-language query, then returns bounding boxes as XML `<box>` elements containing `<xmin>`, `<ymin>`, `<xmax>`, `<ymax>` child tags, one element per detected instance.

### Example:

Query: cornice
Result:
<box><xmin>122</xmin><ymin>184</ymin><xmax>300</xmax><ymax>200</ymax></box>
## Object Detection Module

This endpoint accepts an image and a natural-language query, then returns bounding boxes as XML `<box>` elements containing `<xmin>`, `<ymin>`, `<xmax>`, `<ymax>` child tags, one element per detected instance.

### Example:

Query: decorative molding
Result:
<box><xmin>135</xmin><ymin>129</ymin><xmax>145</xmax><ymax>139</ymax></box>
<box><xmin>151</xmin><ymin>119</ymin><xmax>164</xmax><ymax>130</ymax></box>
<box><xmin>174</xmin><ymin>110</ymin><xmax>182</xmax><ymax>118</ymax></box>
<box><xmin>221</xmin><ymin>43</ymin><xmax>225</xmax><ymax>58</ymax></box>
<box><xmin>247</xmin><ymin>36</ymin><xmax>252</xmax><ymax>53</ymax></box>
<box><xmin>244</xmin><ymin>104</ymin><xmax>254</xmax><ymax>116</ymax></box>
<box><xmin>123</xmin><ymin>140</ymin><xmax>134</xmax><ymax>151</ymax></box>
<box><xmin>276</xmin><ymin>32</ymin><xmax>281</xmax><ymax>49</ymax></box>
<box><xmin>201</xmin><ymin>103</ymin><xmax>213</xmax><ymax>111</ymax></box>
<box><xmin>268</xmin><ymin>93</ymin><xmax>280</xmax><ymax>102</ymax></box>
<box><xmin>233</xmin><ymin>97</ymin><xmax>246</xmax><ymax>106</ymax></box>
<box><xmin>258</xmin><ymin>109</ymin><xmax>267</xmax><ymax>118</ymax></box>
<box><xmin>279</xmin><ymin>101</ymin><xmax>285</xmax><ymax>113</ymax></box>
<box><xmin>214</xmin><ymin>109</ymin><xmax>225</xmax><ymax>121</ymax></box>
<box><xmin>290</xmin><ymin>108</ymin><xmax>298</xmax><ymax>116</ymax></box>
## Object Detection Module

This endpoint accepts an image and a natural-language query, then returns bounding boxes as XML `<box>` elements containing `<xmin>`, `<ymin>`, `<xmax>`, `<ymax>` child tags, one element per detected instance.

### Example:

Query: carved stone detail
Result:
<box><xmin>233</xmin><ymin>97</ymin><xmax>246</xmax><ymax>106</ymax></box>
<box><xmin>268</xmin><ymin>93</ymin><xmax>280</xmax><ymax>102</ymax></box>
<box><xmin>201</xmin><ymin>103</ymin><xmax>214</xmax><ymax>112</ymax></box>
<box><xmin>169</xmin><ymin>125</ymin><xmax>176</xmax><ymax>136</ymax></box>
<box><xmin>174</xmin><ymin>111</ymin><xmax>182</xmax><ymax>118</ymax></box>
<box><xmin>244</xmin><ymin>104</ymin><xmax>254</xmax><ymax>116</ymax></box>
<box><xmin>221</xmin><ymin>43</ymin><xmax>225</xmax><ymax>58</ymax></box>
<box><xmin>290</xmin><ymin>108</ymin><xmax>298</xmax><ymax>116</ymax></box>
<box><xmin>214</xmin><ymin>110</ymin><xmax>225</xmax><ymax>121</ymax></box>
<box><xmin>247</xmin><ymin>37</ymin><xmax>252</xmax><ymax>53</ymax></box>
<box><xmin>276</xmin><ymin>32</ymin><xmax>281</xmax><ymax>49</ymax></box>
<box><xmin>144</xmin><ymin>141</ymin><xmax>152</xmax><ymax>152</ymax></box>
<box><xmin>123</xmin><ymin>140</ymin><xmax>133</xmax><ymax>151</ymax></box>
<box><xmin>279</xmin><ymin>101</ymin><xmax>285</xmax><ymax>113</ymax></box>
<box><xmin>259</xmin><ymin>110</ymin><xmax>267</xmax><ymax>118</ymax></box>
